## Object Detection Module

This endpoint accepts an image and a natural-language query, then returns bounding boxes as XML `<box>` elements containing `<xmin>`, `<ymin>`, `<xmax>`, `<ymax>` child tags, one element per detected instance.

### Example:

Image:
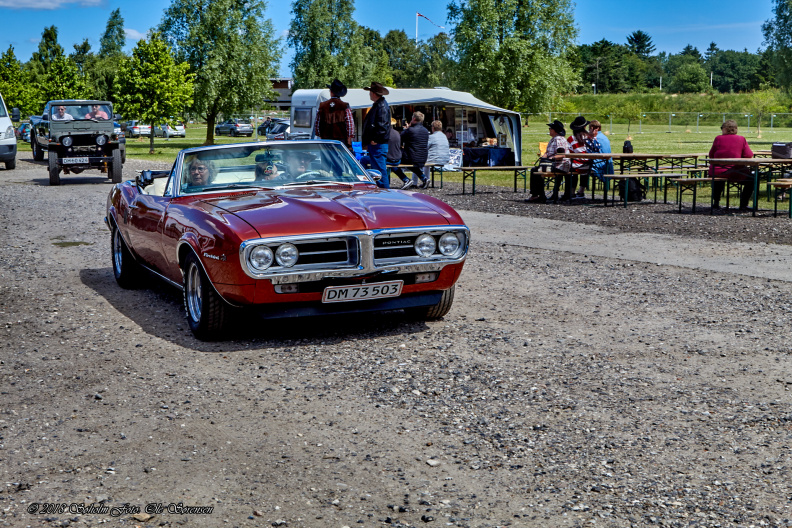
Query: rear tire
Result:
<box><xmin>48</xmin><ymin>151</ymin><xmax>60</xmax><ymax>186</ymax></box>
<box><xmin>407</xmin><ymin>286</ymin><xmax>455</xmax><ymax>320</ymax></box>
<box><xmin>183</xmin><ymin>252</ymin><xmax>229</xmax><ymax>340</ymax></box>
<box><xmin>110</xmin><ymin>149</ymin><xmax>122</xmax><ymax>183</ymax></box>
<box><xmin>231</xmin><ymin>129</ymin><xmax>237</xmax><ymax>137</ymax></box>
<box><xmin>32</xmin><ymin>139</ymin><xmax>44</xmax><ymax>161</ymax></box>
<box><xmin>4</xmin><ymin>158</ymin><xmax>15</xmax><ymax>170</ymax></box>
<box><xmin>112</xmin><ymin>227</ymin><xmax>141</xmax><ymax>288</ymax></box>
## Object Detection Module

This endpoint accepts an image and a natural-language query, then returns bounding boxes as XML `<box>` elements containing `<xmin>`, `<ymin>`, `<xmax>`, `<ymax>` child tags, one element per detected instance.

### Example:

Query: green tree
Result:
<box><xmin>626</xmin><ymin>30</ymin><xmax>655</xmax><ymax>58</ymax></box>
<box><xmin>610</xmin><ymin>100</ymin><xmax>641</xmax><ymax>135</ymax></box>
<box><xmin>288</xmin><ymin>0</ymin><xmax>367</xmax><ymax>89</ymax></box>
<box><xmin>763</xmin><ymin>0</ymin><xmax>792</xmax><ymax>90</ymax></box>
<box><xmin>30</xmin><ymin>26</ymin><xmax>65</xmax><ymax>74</ymax></box>
<box><xmin>680</xmin><ymin>44</ymin><xmax>703</xmax><ymax>62</ymax></box>
<box><xmin>70</xmin><ymin>39</ymin><xmax>93</xmax><ymax>73</ymax></box>
<box><xmin>0</xmin><ymin>46</ymin><xmax>38</xmax><ymax>115</ymax></box>
<box><xmin>99</xmin><ymin>8</ymin><xmax>126</xmax><ymax>57</ymax></box>
<box><xmin>160</xmin><ymin>0</ymin><xmax>281</xmax><ymax>145</ymax></box>
<box><xmin>748</xmin><ymin>87</ymin><xmax>780</xmax><ymax>133</ymax></box>
<box><xmin>669</xmin><ymin>62</ymin><xmax>709</xmax><ymax>93</ymax></box>
<box><xmin>383</xmin><ymin>29</ymin><xmax>420</xmax><ymax>87</ymax></box>
<box><xmin>709</xmin><ymin>49</ymin><xmax>760</xmax><ymax>92</ymax></box>
<box><xmin>115</xmin><ymin>33</ymin><xmax>194</xmax><ymax>154</ymax></box>
<box><xmin>41</xmin><ymin>55</ymin><xmax>88</xmax><ymax>101</ymax></box>
<box><xmin>416</xmin><ymin>33</ymin><xmax>457</xmax><ymax>88</ymax></box>
<box><xmin>704</xmin><ymin>42</ymin><xmax>719</xmax><ymax>63</ymax></box>
<box><xmin>578</xmin><ymin>40</ymin><xmax>630</xmax><ymax>93</ymax></box>
<box><xmin>448</xmin><ymin>0</ymin><xmax>578</xmax><ymax>112</ymax></box>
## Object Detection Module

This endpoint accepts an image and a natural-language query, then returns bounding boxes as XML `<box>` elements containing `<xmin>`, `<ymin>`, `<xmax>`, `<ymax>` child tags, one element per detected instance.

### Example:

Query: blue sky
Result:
<box><xmin>0</xmin><ymin>0</ymin><xmax>775</xmax><ymax>77</ymax></box>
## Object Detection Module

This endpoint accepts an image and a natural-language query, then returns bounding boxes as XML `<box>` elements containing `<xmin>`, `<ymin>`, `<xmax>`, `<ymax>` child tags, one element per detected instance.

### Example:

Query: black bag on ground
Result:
<box><xmin>772</xmin><ymin>142</ymin><xmax>792</xmax><ymax>159</ymax></box>
<box><xmin>623</xmin><ymin>140</ymin><xmax>634</xmax><ymax>153</ymax></box>
<box><xmin>618</xmin><ymin>177</ymin><xmax>646</xmax><ymax>201</ymax></box>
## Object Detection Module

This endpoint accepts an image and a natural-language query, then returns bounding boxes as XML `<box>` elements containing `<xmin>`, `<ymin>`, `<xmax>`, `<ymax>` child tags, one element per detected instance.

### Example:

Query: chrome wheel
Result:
<box><xmin>186</xmin><ymin>261</ymin><xmax>202</xmax><ymax>323</ymax></box>
<box><xmin>112</xmin><ymin>229</ymin><xmax>123</xmax><ymax>272</ymax></box>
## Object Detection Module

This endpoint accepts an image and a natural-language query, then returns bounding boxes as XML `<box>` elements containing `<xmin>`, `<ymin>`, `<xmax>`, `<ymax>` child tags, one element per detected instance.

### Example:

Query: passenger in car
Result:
<box><xmin>255</xmin><ymin>162</ymin><xmax>281</xmax><ymax>181</ymax></box>
<box><xmin>52</xmin><ymin>106</ymin><xmax>74</xmax><ymax>121</ymax></box>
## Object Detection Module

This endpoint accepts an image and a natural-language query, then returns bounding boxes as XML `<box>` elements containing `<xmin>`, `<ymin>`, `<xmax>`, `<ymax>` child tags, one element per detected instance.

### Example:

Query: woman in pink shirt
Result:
<box><xmin>709</xmin><ymin>119</ymin><xmax>753</xmax><ymax>210</ymax></box>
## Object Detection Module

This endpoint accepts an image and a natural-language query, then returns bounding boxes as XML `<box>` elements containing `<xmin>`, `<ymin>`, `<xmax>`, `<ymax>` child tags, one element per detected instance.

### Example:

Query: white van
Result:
<box><xmin>0</xmin><ymin>92</ymin><xmax>18</xmax><ymax>170</ymax></box>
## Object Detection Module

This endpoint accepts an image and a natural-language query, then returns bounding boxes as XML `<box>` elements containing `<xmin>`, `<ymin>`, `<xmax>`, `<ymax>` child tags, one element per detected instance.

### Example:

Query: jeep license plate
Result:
<box><xmin>63</xmin><ymin>157</ymin><xmax>89</xmax><ymax>164</ymax></box>
<box><xmin>322</xmin><ymin>281</ymin><xmax>403</xmax><ymax>303</ymax></box>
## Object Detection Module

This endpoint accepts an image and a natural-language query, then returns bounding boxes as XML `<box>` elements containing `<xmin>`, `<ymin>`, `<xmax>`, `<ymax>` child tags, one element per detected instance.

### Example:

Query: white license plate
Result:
<box><xmin>322</xmin><ymin>280</ymin><xmax>403</xmax><ymax>303</ymax></box>
<box><xmin>63</xmin><ymin>157</ymin><xmax>89</xmax><ymax>164</ymax></box>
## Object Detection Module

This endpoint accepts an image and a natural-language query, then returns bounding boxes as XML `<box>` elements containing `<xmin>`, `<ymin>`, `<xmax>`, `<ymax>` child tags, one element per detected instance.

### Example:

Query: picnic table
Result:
<box><xmin>460</xmin><ymin>166</ymin><xmax>531</xmax><ymax>195</ymax></box>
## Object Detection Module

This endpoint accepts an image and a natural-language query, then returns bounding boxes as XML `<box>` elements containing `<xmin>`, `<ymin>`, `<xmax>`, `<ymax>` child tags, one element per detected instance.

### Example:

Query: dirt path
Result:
<box><xmin>1</xmin><ymin>158</ymin><xmax>791</xmax><ymax>528</ymax></box>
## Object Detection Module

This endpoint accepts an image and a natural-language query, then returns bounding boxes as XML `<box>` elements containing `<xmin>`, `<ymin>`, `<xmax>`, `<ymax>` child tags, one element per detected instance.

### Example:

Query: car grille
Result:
<box><xmin>292</xmin><ymin>239</ymin><xmax>354</xmax><ymax>266</ymax></box>
<box><xmin>373</xmin><ymin>234</ymin><xmax>418</xmax><ymax>261</ymax></box>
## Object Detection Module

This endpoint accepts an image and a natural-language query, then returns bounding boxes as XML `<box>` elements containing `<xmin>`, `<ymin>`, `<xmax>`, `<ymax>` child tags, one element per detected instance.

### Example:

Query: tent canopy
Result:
<box><xmin>301</xmin><ymin>88</ymin><xmax>519</xmax><ymax>115</ymax></box>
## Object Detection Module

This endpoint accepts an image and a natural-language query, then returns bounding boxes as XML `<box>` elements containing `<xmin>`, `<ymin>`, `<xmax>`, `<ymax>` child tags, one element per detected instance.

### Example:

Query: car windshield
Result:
<box><xmin>179</xmin><ymin>143</ymin><xmax>371</xmax><ymax>194</ymax></box>
<box><xmin>51</xmin><ymin>104</ymin><xmax>111</xmax><ymax>121</ymax></box>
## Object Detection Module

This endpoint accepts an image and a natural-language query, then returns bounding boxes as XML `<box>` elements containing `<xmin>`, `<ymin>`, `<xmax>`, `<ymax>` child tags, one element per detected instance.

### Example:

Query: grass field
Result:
<box><xmin>125</xmin><ymin>123</ymin><xmax>792</xmax><ymax>208</ymax></box>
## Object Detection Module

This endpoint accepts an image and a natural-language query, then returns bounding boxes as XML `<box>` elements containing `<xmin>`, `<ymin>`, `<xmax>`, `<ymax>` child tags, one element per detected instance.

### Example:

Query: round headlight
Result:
<box><xmin>275</xmin><ymin>243</ymin><xmax>299</xmax><ymax>267</ymax></box>
<box><xmin>414</xmin><ymin>233</ymin><xmax>436</xmax><ymax>257</ymax></box>
<box><xmin>438</xmin><ymin>232</ymin><xmax>462</xmax><ymax>256</ymax></box>
<box><xmin>96</xmin><ymin>134</ymin><xmax>108</xmax><ymax>146</ymax></box>
<box><xmin>249</xmin><ymin>246</ymin><xmax>274</xmax><ymax>271</ymax></box>
<box><xmin>61</xmin><ymin>135</ymin><xmax>73</xmax><ymax>147</ymax></box>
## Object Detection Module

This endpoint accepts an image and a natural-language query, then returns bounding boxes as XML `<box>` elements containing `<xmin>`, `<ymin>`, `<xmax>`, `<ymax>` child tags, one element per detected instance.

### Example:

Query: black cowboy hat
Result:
<box><xmin>546</xmin><ymin>120</ymin><xmax>565</xmax><ymax>135</ymax></box>
<box><xmin>327</xmin><ymin>79</ymin><xmax>348</xmax><ymax>97</ymax></box>
<box><xmin>570</xmin><ymin>115</ymin><xmax>590</xmax><ymax>131</ymax></box>
<box><xmin>363</xmin><ymin>81</ymin><xmax>390</xmax><ymax>96</ymax></box>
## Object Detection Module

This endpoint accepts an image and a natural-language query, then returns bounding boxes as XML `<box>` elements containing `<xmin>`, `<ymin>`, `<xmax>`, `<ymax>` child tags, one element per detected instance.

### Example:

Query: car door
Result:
<box><xmin>126</xmin><ymin>172</ymin><xmax>174</xmax><ymax>274</ymax></box>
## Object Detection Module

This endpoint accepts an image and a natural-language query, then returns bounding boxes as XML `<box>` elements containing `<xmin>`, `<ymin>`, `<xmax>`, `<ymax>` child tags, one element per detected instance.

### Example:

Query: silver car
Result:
<box><xmin>154</xmin><ymin>123</ymin><xmax>186</xmax><ymax>138</ymax></box>
<box><xmin>215</xmin><ymin>118</ymin><xmax>254</xmax><ymax>137</ymax></box>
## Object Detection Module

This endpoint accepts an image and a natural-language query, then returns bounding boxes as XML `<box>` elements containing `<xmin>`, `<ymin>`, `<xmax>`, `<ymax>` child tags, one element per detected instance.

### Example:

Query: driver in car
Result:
<box><xmin>85</xmin><ymin>104</ymin><xmax>109</xmax><ymax>120</ymax></box>
<box><xmin>281</xmin><ymin>150</ymin><xmax>332</xmax><ymax>181</ymax></box>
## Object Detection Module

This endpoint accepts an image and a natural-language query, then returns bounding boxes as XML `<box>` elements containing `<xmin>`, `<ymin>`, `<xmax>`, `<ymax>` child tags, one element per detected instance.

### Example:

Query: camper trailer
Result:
<box><xmin>290</xmin><ymin>87</ymin><xmax>522</xmax><ymax>166</ymax></box>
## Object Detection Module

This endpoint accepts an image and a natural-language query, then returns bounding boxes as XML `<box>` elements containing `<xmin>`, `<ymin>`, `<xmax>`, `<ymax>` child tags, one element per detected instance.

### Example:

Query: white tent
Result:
<box><xmin>290</xmin><ymin>87</ymin><xmax>522</xmax><ymax>165</ymax></box>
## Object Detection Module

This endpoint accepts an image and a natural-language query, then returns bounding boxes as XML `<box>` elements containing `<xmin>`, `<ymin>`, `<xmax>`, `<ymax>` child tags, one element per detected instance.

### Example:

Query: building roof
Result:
<box><xmin>296</xmin><ymin>88</ymin><xmax>518</xmax><ymax>114</ymax></box>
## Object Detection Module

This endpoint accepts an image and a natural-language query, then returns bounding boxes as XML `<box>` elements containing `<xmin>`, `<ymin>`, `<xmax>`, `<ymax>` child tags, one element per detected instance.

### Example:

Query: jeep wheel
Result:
<box><xmin>110</xmin><ymin>149</ymin><xmax>123</xmax><ymax>183</ymax></box>
<box><xmin>183</xmin><ymin>252</ymin><xmax>229</xmax><ymax>340</ymax></box>
<box><xmin>215</xmin><ymin>128</ymin><xmax>221</xmax><ymax>136</ymax></box>
<box><xmin>4</xmin><ymin>158</ymin><xmax>15</xmax><ymax>170</ymax></box>
<box><xmin>231</xmin><ymin>129</ymin><xmax>237</xmax><ymax>137</ymax></box>
<box><xmin>112</xmin><ymin>227</ymin><xmax>141</xmax><ymax>289</ymax></box>
<box><xmin>406</xmin><ymin>286</ymin><xmax>455</xmax><ymax>320</ymax></box>
<box><xmin>32</xmin><ymin>139</ymin><xmax>44</xmax><ymax>161</ymax></box>
<box><xmin>48</xmin><ymin>151</ymin><xmax>61</xmax><ymax>185</ymax></box>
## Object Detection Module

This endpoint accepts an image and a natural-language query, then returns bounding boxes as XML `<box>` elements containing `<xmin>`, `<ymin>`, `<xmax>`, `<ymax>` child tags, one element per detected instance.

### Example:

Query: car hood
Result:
<box><xmin>199</xmin><ymin>187</ymin><xmax>455</xmax><ymax>238</ymax></box>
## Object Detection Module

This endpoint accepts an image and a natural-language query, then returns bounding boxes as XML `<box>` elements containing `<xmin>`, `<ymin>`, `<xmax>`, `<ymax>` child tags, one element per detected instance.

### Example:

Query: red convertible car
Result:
<box><xmin>106</xmin><ymin>141</ymin><xmax>469</xmax><ymax>339</ymax></box>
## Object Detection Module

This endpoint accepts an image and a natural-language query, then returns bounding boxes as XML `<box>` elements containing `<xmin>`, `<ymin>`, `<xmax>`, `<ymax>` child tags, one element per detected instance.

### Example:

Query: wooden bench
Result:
<box><xmin>667</xmin><ymin>177</ymin><xmax>729</xmax><ymax>214</ymax></box>
<box><xmin>460</xmin><ymin>166</ymin><xmax>532</xmax><ymax>195</ymax></box>
<box><xmin>392</xmin><ymin>162</ymin><xmax>448</xmax><ymax>189</ymax></box>
<box><xmin>769</xmin><ymin>179</ymin><xmax>792</xmax><ymax>218</ymax></box>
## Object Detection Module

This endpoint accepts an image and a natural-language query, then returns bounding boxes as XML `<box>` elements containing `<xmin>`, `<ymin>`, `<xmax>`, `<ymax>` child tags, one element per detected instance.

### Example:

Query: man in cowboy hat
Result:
<box><xmin>362</xmin><ymin>81</ymin><xmax>392</xmax><ymax>187</ymax></box>
<box><xmin>314</xmin><ymin>79</ymin><xmax>355</xmax><ymax>149</ymax></box>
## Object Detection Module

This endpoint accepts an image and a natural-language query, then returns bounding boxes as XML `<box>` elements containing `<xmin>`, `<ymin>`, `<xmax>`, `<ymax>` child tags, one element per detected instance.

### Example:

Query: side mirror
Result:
<box><xmin>367</xmin><ymin>170</ymin><xmax>382</xmax><ymax>181</ymax></box>
<box><xmin>11</xmin><ymin>108</ymin><xmax>20</xmax><ymax>122</ymax></box>
<box><xmin>137</xmin><ymin>170</ymin><xmax>155</xmax><ymax>188</ymax></box>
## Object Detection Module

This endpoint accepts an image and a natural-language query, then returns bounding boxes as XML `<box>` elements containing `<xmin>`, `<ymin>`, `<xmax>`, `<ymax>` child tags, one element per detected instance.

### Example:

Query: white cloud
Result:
<box><xmin>124</xmin><ymin>28</ymin><xmax>147</xmax><ymax>41</ymax></box>
<box><xmin>0</xmin><ymin>0</ymin><xmax>103</xmax><ymax>9</ymax></box>
<box><xmin>280</xmin><ymin>29</ymin><xmax>290</xmax><ymax>38</ymax></box>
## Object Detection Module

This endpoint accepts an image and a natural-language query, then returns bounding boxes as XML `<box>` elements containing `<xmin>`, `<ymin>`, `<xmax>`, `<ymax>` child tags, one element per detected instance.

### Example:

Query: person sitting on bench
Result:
<box><xmin>709</xmin><ymin>119</ymin><xmax>753</xmax><ymax>211</ymax></box>
<box><xmin>526</xmin><ymin>120</ymin><xmax>570</xmax><ymax>203</ymax></box>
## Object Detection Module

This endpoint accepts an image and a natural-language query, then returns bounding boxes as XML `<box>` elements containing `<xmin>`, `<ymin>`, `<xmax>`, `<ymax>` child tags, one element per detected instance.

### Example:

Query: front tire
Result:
<box><xmin>110</xmin><ymin>149</ymin><xmax>122</xmax><ymax>183</ymax></box>
<box><xmin>112</xmin><ymin>227</ymin><xmax>141</xmax><ymax>288</ymax></box>
<box><xmin>48</xmin><ymin>151</ymin><xmax>60</xmax><ymax>185</ymax></box>
<box><xmin>183</xmin><ymin>252</ymin><xmax>229</xmax><ymax>340</ymax></box>
<box><xmin>4</xmin><ymin>158</ymin><xmax>15</xmax><ymax>170</ymax></box>
<box><xmin>408</xmin><ymin>286</ymin><xmax>456</xmax><ymax>320</ymax></box>
<box><xmin>32</xmin><ymin>139</ymin><xmax>44</xmax><ymax>161</ymax></box>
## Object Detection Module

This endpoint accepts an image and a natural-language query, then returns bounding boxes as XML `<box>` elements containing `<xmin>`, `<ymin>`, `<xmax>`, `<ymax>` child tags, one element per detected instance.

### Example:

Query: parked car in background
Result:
<box><xmin>154</xmin><ymin>123</ymin><xmax>186</xmax><ymax>138</ymax></box>
<box><xmin>16</xmin><ymin>122</ymin><xmax>32</xmax><ymax>143</ymax></box>
<box><xmin>0</xmin><ymin>92</ymin><xmax>18</xmax><ymax>170</ymax></box>
<box><xmin>257</xmin><ymin>118</ymin><xmax>284</xmax><ymax>136</ymax></box>
<box><xmin>126</xmin><ymin>120</ymin><xmax>151</xmax><ymax>138</ymax></box>
<box><xmin>265</xmin><ymin>119</ymin><xmax>290</xmax><ymax>140</ymax></box>
<box><xmin>215</xmin><ymin>118</ymin><xmax>254</xmax><ymax>137</ymax></box>
<box><xmin>106</xmin><ymin>140</ymin><xmax>468</xmax><ymax>339</ymax></box>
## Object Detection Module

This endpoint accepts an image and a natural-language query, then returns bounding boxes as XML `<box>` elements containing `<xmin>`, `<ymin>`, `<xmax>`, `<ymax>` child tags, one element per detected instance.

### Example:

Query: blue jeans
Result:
<box><xmin>367</xmin><ymin>143</ymin><xmax>389</xmax><ymax>188</ymax></box>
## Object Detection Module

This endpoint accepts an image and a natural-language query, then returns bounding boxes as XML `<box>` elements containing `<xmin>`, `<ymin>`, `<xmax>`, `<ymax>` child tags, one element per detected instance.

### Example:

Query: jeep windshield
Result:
<box><xmin>50</xmin><ymin>104</ymin><xmax>111</xmax><ymax>121</ymax></box>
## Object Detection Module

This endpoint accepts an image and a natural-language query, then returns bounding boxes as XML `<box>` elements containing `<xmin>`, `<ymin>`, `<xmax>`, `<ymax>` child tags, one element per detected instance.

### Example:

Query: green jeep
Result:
<box><xmin>30</xmin><ymin>100</ymin><xmax>123</xmax><ymax>185</ymax></box>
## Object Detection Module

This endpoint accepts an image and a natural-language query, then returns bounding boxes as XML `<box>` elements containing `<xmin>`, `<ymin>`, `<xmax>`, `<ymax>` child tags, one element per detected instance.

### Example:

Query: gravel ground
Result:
<box><xmin>1</xmin><ymin>156</ymin><xmax>792</xmax><ymax>528</ymax></box>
